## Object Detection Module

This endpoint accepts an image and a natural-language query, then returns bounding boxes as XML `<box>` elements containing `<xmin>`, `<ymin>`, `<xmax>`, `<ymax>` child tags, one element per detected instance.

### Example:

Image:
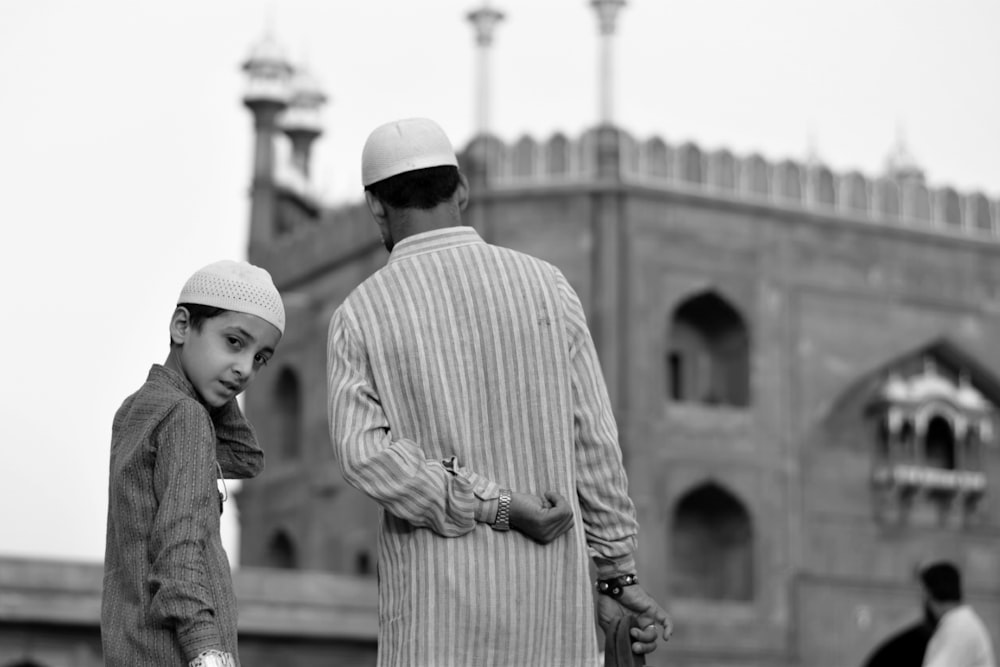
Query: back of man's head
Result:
<box><xmin>919</xmin><ymin>561</ymin><xmax>963</xmax><ymax>603</ymax></box>
<box><xmin>361</xmin><ymin>118</ymin><xmax>462</xmax><ymax>211</ymax></box>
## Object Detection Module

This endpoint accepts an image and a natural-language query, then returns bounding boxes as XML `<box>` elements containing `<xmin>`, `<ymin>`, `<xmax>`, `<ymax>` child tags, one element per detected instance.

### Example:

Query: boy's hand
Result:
<box><xmin>509</xmin><ymin>491</ymin><xmax>574</xmax><ymax>543</ymax></box>
<box><xmin>596</xmin><ymin>584</ymin><xmax>673</xmax><ymax>655</ymax></box>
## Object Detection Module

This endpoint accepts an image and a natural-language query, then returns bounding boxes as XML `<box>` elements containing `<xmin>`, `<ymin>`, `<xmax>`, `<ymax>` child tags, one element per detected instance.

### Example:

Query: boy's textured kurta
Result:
<box><xmin>102</xmin><ymin>365</ymin><xmax>263</xmax><ymax>666</ymax></box>
<box><xmin>327</xmin><ymin>227</ymin><xmax>639</xmax><ymax>667</ymax></box>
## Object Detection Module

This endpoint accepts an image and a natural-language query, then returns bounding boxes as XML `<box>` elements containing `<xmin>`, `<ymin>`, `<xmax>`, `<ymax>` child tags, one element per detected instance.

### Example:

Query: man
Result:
<box><xmin>919</xmin><ymin>560</ymin><xmax>995</xmax><ymax>667</ymax></box>
<box><xmin>327</xmin><ymin>117</ymin><xmax>671</xmax><ymax>667</ymax></box>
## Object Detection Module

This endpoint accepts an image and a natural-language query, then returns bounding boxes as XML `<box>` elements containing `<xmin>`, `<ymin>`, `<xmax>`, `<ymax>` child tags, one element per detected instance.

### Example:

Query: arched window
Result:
<box><xmin>267</xmin><ymin>530</ymin><xmax>298</xmax><ymax>569</ymax></box>
<box><xmin>667</xmin><ymin>292</ymin><xmax>750</xmax><ymax>407</ymax></box>
<box><xmin>671</xmin><ymin>483</ymin><xmax>754</xmax><ymax>601</ymax></box>
<box><xmin>355</xmin><ymin>550</ymin><xmax>374</xmax><ymax>576</ymax></box>
<box><xmin>274</xmin><ymin>367</ymin><xmax>302</xmax><ymax>461</ymax></box>
<box><xmin>924</xmin><ymin>416</ymin><xmax>956</xmax><ymax>470</ymax></box>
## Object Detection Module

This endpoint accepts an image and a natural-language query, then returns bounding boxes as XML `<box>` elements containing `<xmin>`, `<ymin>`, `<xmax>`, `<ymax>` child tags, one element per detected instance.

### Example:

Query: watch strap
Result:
<box><xmin>189</xmin><ymin>650</ymin><xmax>235</xmax><ymax>667</ymax></box>
<box><xmin>492</xmin><ymin>488</ymin><xmax>512</xmax><ymax>531</ymax></box>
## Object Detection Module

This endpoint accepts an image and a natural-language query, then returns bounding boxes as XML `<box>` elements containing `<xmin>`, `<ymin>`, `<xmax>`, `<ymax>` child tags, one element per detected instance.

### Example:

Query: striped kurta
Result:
<box><xmin>102</xmin><ymin>365</ymin><xmax>263</xmax><ymax>666</ymax></box>
<box><xmin>327</xmin><ymin>226</ymin><xmax>638</xmax><ymax>667</ymax></box>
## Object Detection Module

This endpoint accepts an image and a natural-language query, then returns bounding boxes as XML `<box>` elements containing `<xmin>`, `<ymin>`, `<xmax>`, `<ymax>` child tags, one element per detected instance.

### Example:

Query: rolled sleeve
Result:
<box><xmin>211</xmin><ymin>398</ymin><xmax>264</xmax><ymax>479</ymax></box>
<box><xmin>327</xmin><ymin>305</ymin><xmax>501</xmax><ymax>537</ymax></box>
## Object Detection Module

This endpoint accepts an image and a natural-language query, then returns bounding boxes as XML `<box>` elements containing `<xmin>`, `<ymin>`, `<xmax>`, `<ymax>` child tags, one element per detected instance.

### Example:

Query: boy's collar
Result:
<box><xmin>148</xmin><ymin>364</ymin><xmax>202</xmax><ymax>404</ymax></box>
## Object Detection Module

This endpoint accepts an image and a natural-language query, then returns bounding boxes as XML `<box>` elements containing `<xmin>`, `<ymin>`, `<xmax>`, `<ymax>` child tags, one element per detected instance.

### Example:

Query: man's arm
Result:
<box><xmin>210</xmin><ymin>398</ymin><xmax>264</xmax><ymax>479</ymax></box>
<box><xmin>556</xmin><ymin>271</ymin><xmax>638</xmax><ymax>575</ymax></box>
<box><xmin>147</xmin><ymin>400</ymin><xmax>225</xmax><ymax>662</ymax></box>
<box><xmin>327</xmin><ymin>305</ymin><xmax>499</xmax><ymax>537</ymax></box>
<box><xmin>556</xmin><ymin>270</ymin><xmax>672</xmax><ymax>653</ymax></box>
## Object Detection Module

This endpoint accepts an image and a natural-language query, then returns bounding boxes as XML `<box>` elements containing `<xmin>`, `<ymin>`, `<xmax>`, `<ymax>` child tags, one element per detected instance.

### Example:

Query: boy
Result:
<box><xmin>101</xmin><ymin>260</ymin><xmax>285</xmax><ymax>667</ymax></box>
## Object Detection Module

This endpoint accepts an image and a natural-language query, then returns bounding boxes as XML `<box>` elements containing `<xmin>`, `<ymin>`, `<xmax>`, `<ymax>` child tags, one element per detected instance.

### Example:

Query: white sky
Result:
<box><xmin>1</xmin><ymin>0</ymin><xmax>997</xmax><ymax>565</ymax></box>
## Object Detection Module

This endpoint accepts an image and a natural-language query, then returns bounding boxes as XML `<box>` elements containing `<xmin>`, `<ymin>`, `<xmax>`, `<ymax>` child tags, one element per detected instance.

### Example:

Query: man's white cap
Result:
<box><xmin>361</xmin><ymin>117</ymin><xmax>459</xmax><ymax>187</ymax></box>
<box><xmin>178</xmin><ymin>260</ymin><xmax>286</xmax><ymax>334</ymax></box>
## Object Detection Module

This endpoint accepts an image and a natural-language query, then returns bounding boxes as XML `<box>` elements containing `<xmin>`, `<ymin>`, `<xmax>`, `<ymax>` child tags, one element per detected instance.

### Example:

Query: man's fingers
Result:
<box><xmin>631</xmin><ymin>640</ymin><xmax>657</xmax><ymax>655</ymax></box>
<box><xmin>629</xmin><ymin>623</ymin><xmax>658</xmax><ymax>643</ymax></box>
<box><xmin>636</xmin><ymin>606</ymin><xmax>673</xmax><ymax>641</ymax></box>
<box><xmin>543</xmin><ymin>491</ymin><xmax>568</xmax><ymax>508</ymax></box>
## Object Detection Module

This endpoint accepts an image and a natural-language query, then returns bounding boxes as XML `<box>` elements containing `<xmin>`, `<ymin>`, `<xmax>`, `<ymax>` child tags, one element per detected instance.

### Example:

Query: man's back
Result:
<box><xmin>327</xmin><ymin>226</ymin><xmax>637</xmax><ymax>667</ymax></box>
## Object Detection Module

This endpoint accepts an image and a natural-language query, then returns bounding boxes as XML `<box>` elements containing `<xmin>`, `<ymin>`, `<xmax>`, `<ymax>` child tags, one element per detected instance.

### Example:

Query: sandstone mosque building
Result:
<box><xmin>3</xmin><ymin>3</ymin><xmax>1000</xmax><ymax>666</ymax></box>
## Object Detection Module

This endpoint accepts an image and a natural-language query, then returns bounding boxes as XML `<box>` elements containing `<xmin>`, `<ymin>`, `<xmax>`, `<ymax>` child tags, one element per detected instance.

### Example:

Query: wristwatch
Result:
<box><xmin>189</xmin><ymin>650</ymin><xmax>235</xmax><ymax>667</ymax></box>
<box><xmin>492</xmin><ymin>488</ymin><xmax>512</xmax><ymax>532</ymax></box>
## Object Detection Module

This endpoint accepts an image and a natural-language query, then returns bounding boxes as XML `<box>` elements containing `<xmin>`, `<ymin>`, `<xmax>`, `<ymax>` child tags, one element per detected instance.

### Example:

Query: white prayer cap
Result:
<box><xmin>178</xmin><ymin>260</ymin><xmax>286</xmax><ymax>334</ymax></box>
<box><xmin>361</xmin><ymin>117</ymin><xmax>458</xmax><ymax>187</ymax></box>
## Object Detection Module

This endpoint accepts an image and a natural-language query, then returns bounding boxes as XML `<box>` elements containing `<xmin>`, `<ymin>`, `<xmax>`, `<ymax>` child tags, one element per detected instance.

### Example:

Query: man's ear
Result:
<box><xmin>365</xmin><ymin>191</ymin><xmax>392</xmax><ymax>245</ymax></box>
<box><xmin>365</xmin><ymin>190</ymin><xmax>387</xmax><ymax>222</ymax></box>
<box><xmin>169</xmin><ymin>306</ymin><xmax>192</xmax><ymax>346</ymax></box>
<box><xmin>456</xmin><ymin>172</ymin><xmax>470</xmax><ymax>211</ymax></box>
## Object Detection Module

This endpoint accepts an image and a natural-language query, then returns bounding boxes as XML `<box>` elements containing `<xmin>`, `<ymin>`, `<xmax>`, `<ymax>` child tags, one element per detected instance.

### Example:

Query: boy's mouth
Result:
<box><xmin>220</xmin><ymin>380</ymin><xmax>241</xmax><ymax>394</ymax></box>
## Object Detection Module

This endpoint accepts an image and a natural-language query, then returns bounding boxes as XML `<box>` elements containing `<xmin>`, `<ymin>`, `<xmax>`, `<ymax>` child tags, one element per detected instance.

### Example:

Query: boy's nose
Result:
<box><xmin>233</xmin><ymin>355</ymin><xmax>253</xmax><ymax>379</ymax></box>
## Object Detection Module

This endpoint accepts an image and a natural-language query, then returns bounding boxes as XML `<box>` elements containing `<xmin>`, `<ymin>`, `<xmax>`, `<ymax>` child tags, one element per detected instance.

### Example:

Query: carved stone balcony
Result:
<box><xmin>872</xmin><ymin>463</ymin><xmax>986</xmax><ymax>495</ymax></box>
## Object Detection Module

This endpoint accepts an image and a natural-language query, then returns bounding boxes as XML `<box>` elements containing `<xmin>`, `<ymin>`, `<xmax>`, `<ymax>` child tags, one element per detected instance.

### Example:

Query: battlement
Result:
<box><xmin>463</xmin><ymin>129</ymin><xmax>999</xmax><ymax>240</ymax></box>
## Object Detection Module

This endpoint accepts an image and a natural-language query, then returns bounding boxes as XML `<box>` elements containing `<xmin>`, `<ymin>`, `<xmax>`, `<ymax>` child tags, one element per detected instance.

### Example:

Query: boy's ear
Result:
<box><xmin>169</xmin><ymin>306</ymin><xmax>192</xmax><ymax>345</ymax></box>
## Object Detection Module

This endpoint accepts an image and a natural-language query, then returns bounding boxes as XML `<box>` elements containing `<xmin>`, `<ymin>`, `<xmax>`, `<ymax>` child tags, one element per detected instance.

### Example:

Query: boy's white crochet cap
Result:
<box><xmin>177</xmin><ymin>260</ymin><xmax>285</xmax><ymax>334</ymax></box>
<box><xmin>361</xmin><ymin>117</ymin><xmax>458</xmax><ymax>186</ymax></box>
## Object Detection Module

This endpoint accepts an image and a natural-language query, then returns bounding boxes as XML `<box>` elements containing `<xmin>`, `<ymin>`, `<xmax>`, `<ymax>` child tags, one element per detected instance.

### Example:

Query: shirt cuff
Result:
<box><xmin>443</xmin><ymin>456</ymin><xmax>501</xmax><ymax>523</ymax></box>
<box><xmin>176</xmin><ymin>622</ymin><xmax>222</xmax><ymax>663</ymax></box>
<box><xmin>476</xmin><ymin>497</ymin><xmax>500</xmax><ymax>524</ymax></box>
<box><xmin>593</xmin><ymin>554</ymin><xmax>638</xmax><ymax>580</ymax></box>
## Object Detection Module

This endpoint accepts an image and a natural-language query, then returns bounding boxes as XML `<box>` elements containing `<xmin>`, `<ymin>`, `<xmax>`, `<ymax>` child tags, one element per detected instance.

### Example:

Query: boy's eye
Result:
<box><xmin>254</xmin><ymin>354</ymin><xmax>269</xmax><ymax>366</ymax></box>
<box><xmin>227</xmin><ymin>336</ymin><xmax>243</xmax><ymax>349</ymax></box>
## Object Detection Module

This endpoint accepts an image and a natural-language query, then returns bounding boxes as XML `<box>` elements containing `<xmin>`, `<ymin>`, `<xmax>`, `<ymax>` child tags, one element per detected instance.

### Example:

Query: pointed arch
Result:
<box><xmin>924</xmin><ymin>415</ymin><xmax>956</xmax><ymax>470</ymax></box>
<box><xmin>670</xmin><ymin>482</ymin><xmax>754</xmax><ymax>601</ymax></box>
<box><xmin>667</xmin><ymin>291</ymin><xmax>750</xmax><ymax>407</ymax></box>
<box><xmin>267</xmin><ymin>529</ymin><xmax>298</xmax><ymax>569</ymax></box>
<box><xmin>274</xmin><ymin>366</ymin><xmax>302</xmax><ymax>461</ymax></box>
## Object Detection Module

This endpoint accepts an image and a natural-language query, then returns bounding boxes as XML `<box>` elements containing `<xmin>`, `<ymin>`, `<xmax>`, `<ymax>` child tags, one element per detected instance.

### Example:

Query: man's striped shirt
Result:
<box><xmin>327</xmin><ymin>226</ymin><xmax>638</xmax><ymax>667</ymax></box>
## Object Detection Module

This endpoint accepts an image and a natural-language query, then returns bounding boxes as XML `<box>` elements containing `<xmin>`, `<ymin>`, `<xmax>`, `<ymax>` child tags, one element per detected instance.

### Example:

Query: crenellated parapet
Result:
<box><xmin>462</xmin><ymin>129</ymin><xmax>1000</xmax><ymax>239</ymax></box>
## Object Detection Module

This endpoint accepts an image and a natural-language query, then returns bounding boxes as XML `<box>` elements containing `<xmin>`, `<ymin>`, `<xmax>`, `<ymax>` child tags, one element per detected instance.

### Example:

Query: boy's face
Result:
<box><xmin>169</xmin><ymin>308</ymin><xmax>281</xmax><ymax>408</ymax></box>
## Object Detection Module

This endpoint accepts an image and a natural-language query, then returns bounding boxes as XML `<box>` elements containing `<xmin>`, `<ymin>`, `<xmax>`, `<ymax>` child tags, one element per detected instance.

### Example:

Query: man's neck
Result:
<box><xmin>392</xmin><ymin>206</ymin><xmax>462</xmax><ymax>245</ymax></box>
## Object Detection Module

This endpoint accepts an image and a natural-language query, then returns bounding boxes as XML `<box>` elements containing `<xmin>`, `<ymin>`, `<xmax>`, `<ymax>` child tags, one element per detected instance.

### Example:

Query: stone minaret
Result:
<box><xmin>242</xmin><ymin>32</ymin><xmax>292</xmax><ymax>249</ymax></box>
<box><xmin>281</xmin><ymin>65</ymin><xmax>327</xmax><ymax>180</ymax></box>
<box><xmin>466</xmin><ymin>3</ymin><xmax>505</xmax><ymax>138</ymax></box>
<box><xmin>590</xmin><ymin>0</ymin><xmax>626</xmax><ymax>126</ymax></box>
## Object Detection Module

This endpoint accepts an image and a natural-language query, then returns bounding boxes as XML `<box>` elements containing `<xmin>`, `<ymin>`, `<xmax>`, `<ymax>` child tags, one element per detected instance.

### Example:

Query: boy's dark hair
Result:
<box><xmin>169</xmin><ymin>303</ymin><xmax>225</xmax><ymax>347</ymax></box>
<box><xmin>920</xmin><ymin>561</ymin><xmax>963</xmax><ymax>603</ymax></box>
<box><xmin>179</xmin><ymin>303</ymin><xmax>226</xmax><ymax>330</ymax></box>
<box><xmin>365</xmin><ymin>165</ymin><xmax>460</xmax><ymax>210</ymax></box>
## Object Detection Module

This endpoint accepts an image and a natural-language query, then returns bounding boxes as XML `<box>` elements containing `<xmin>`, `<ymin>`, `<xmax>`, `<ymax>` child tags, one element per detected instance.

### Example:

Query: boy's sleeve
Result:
<box><xmin>211</xmin><ymin>398</ymin><xmax>264</xmax><ymax>479</ymax></box>
<box><xmin>147</xmin><ymin>399</ymin><xmax>223</xmax><ymax>661</ymax></box>
<box><xmin>555</xmin><ymin>270</ymin><xmax>639</xmax><ymax>578</ymax></box>
<box><xmin>327</xmin><ymin>305</ymin><xmax>501</xmax><ymax>537</ymax></box>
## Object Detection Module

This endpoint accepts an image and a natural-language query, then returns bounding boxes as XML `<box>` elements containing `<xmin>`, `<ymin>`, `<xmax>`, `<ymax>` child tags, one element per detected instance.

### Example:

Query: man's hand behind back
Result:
<box><xmin>597</xmin><ymin>585</ymin><xmax>673</xmax><ymax>656</ymax></box>
<box><xmin>509</xmin><ymin>491</ymin><xmax>574</xmax><ymax>544</ymax></box>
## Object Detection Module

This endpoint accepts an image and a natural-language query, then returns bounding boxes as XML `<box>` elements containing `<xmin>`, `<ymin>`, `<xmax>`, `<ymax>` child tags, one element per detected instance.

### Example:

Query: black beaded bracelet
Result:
<box><xmin>596</xmin><ymin>573</ymin><xmax>638</xmax><ymax>598</ymax></box>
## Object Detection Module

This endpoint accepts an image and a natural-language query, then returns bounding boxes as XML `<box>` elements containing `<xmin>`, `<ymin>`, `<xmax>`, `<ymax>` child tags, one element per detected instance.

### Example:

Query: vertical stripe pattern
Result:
<box><xmin>327</xmin><ymin>227</ymin><xmax>638</xmax><ymax>667</ymax></box>
<box><xmin>102</xmin><ymin>365</ymin><xmax>263</xmax><ymax>666</ymax></box>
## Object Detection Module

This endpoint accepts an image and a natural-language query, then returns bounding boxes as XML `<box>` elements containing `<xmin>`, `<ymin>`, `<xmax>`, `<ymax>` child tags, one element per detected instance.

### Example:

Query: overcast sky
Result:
<box><xmin>1</xmin><ymin>0</ymin><xmax>998</xmax><ymax>565</ymax></box>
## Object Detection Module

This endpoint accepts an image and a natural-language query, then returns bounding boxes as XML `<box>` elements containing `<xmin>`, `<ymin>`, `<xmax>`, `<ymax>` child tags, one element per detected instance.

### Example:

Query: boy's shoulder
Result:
<box><xmin>114</xmin><ymin>367</ymin><xmax>210</xmax><ymax>433</ymax></box>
